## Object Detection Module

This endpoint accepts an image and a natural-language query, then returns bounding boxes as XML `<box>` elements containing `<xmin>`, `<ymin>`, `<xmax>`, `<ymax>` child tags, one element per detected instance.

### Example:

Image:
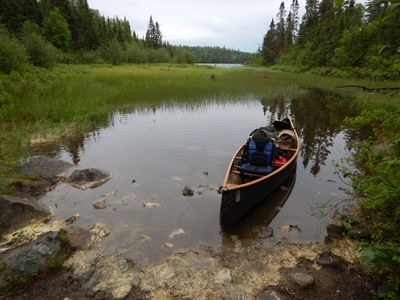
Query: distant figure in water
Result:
<box><xmin>211</xmin><ymin>74</ymin><xmax>216</xmax><ymax>80</ymax></box>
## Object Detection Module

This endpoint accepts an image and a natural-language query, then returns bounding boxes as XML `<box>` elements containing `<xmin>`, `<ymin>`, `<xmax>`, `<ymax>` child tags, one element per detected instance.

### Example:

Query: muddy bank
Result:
<box><xmin>6</xmin><ymin>234</ymin><xmax>370</xmax><ymax>300</ymax></box>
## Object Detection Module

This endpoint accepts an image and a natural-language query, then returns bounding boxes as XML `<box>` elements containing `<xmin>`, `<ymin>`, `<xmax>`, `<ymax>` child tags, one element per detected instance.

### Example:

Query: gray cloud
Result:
<box><xmin>88</xmin><ymin>0</ymin><xmax>365</xmax><ymax>52</ymax></box>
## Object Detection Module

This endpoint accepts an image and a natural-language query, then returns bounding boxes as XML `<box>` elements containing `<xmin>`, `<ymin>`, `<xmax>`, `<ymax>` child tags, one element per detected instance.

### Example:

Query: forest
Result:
<box><xmin>260</xmin><ymin>0</ymin><xmax>400</xmax><ymax>79</ymax></box>
<box><xmin>0</xmin><ymin>0</ymin><xmax>252</xmax><ymax>73</ymax></box>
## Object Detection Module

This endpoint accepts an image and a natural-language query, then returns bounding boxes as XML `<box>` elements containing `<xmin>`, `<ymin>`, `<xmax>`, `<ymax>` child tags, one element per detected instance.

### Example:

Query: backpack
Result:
<box><xmin>244</xmin><ymin>129</ymin><xmax>276</xmax><ymax>167</ymax></box>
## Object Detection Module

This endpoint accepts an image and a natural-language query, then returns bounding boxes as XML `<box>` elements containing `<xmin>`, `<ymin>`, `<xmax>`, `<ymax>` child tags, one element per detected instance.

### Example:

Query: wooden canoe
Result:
<box><xmin>219</xmin><ymin>117</ymin><xmax>300</xmax><ymax>227</ymax></box>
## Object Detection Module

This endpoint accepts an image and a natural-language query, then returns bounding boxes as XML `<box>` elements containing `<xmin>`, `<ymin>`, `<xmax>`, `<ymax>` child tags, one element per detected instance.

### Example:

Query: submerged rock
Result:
<box><xmin>92</xmin><ymin>198</ymin><xmax>107</xmax><ymax>209</ymax></box>
<box><xmin>65</xmin><ymin>213</ymin><xmax>80</xmax><ymax>225</ymax></box>
<box><xmin>254</xmin><ymin>226</ymin><xmax>274</xmax><ymax>239</ymax></box>
<box><xmin>0</xmin><ymin>195</ymin><xmax>51</xmax><ymax>235</ymax></box>
<box><xmin>143</xmin><ymin>202</ymin><xmax>160</xmax><ymax>208</ymax></box>
<box><xmin>182</xmin><ymin>186</ymin><xmax>195</xmax><ymax>197</ymax></box>
<box><xmin>63</xmin><ymin>227</ymin><xmax>92</xmax><ymax>250</ymax></box>
<box><xmin>88</xmin><ymin>223</ymin><xmax>110</xmax><ymax>245</ymax></box>
<box><xmin>169</xmin><ymin>228</ymin><xmax>185</xmax><ymax>239</ymax></box>
<box><xmin>17</xmin><ymin>156</ymin><xmax>73</xmax><ymax>180</ymax></box>
<box><xmin>68</xmin><ymin>168</ymin><xmax>112</xmax><ymax>190</ymax></box>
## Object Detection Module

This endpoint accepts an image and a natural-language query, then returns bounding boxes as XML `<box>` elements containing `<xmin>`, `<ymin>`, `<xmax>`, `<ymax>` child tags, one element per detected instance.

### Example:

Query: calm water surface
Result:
<box><xmin>39</xmin><ymin>89</ymin><xmax>357</xmax><ymax>263</ymax></box>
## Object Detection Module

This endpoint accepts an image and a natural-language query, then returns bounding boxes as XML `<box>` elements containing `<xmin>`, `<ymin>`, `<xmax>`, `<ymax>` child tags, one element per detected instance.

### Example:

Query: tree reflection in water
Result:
<box><xmin>261</xmin><ymin>88</ymin><xmax>359</xmax><ymax>176</ymax></box>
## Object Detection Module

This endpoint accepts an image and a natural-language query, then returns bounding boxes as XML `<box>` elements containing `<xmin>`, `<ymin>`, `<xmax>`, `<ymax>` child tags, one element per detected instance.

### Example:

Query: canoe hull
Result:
<box><xmin>220</xmin><ymin>157</ymin><xmax>297</xmax><ymax>227</ymax></box>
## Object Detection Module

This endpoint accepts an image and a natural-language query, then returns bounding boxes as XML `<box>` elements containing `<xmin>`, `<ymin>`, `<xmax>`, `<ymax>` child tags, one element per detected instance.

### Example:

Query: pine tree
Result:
<box><xmin>276</xmin><ymin>2</ymin><xmax>287</xmax><ymax>54</ymax></box>
<box><xmin>261</xmin><ymin>20</ymin><xmax>278</xmax><ymax>65</ymax></box>
<box><xmin>298</xmin><ymin>0</ymin><xmax>319</xmax><ymax>46</ymax></box>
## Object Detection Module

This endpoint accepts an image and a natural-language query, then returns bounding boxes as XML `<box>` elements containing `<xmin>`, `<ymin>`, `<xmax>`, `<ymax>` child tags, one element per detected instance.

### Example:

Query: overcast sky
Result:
<box><xmin>87</xmin><ymin>0</ymin><xmax>365</xmax><ymax>53</ymax></box>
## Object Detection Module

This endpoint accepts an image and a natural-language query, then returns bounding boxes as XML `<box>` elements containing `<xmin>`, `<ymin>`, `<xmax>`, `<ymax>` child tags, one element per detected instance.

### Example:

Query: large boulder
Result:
<box><xmin>0</xmin><ymin>195</ymin><xmax>51</xmax><ymax>236</ymax></box>
<box><xmin>67</xmin><ymin>168</ymin><xmax>112</xmax><ymax>190</ymax></box>
<box><xmin>17</xmin><ymin>156</ymin><xmax>73</xmax><ymax>181</ymax></box>
<box><xmin>0</xmin><ymin>231</ymin><xmax>65</xmax><ymax>293</ymax></box>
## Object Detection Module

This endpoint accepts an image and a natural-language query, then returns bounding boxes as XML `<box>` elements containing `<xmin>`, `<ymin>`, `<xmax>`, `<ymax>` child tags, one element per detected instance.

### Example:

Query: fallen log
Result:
<box><xmin>337</xmin><ymin>85</ymin><xmax>400</xmax><ymax>92</ymax></box>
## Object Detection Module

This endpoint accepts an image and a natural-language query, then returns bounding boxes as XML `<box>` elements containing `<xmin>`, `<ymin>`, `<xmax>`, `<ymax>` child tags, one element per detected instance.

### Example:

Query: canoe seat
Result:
<box><xmin>238</xmin><ymin>163</ymin><xmax>273</xmax><ymax>176</ymax></box>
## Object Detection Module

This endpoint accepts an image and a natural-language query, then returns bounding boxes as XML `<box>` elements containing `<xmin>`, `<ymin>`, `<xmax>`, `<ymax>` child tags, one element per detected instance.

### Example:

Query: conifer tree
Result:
<box><xmin>276</xmin><ymin>2</ymin><xmax>287</xmax><ymax>54</ymax></box>
<box><xmin>261</xmin><ymin>20</ymin><xmax>278</xmax><ymax>65</ymax></box>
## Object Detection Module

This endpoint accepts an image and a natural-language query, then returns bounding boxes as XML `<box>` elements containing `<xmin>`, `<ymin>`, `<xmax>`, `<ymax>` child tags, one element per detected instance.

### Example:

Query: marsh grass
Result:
<box><xmin>1</xmin><ymin>63</ymin><xmax>399</xmax><ymax>169</ymax></box>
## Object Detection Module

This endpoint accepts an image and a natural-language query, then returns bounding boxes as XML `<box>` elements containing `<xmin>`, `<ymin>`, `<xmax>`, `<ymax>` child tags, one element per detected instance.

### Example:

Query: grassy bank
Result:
<box><xmin>1</xmin><ymin>64</ymin><xmax>398</xmax><ymax>166</ymax></box>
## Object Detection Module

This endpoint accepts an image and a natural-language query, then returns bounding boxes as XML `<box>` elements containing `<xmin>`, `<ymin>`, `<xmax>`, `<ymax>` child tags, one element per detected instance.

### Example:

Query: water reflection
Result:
<box><xmin>262</xmin><ymin>88</ymin><xmax>359</xmax><ymax>175</ymax></box>
<box><xmin>221</xmin><ymin>168</ymin><xmax>296</xmax><ymax>246</ymax></box>
<box><xmin>36</xmin><ymin>88</ymin><xmax>357</xmax><ymax>262</ymax></box>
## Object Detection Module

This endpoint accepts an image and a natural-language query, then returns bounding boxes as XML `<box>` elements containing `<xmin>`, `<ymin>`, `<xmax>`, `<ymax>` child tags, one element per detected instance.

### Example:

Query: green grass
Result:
<box><xmin>1</xmin><ymin>63</ymin><xmax>399</xmax><ymax>169</ymax></box>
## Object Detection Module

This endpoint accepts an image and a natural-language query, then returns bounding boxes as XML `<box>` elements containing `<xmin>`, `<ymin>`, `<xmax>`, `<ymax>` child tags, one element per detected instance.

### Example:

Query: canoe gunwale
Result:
<box><xmin>221</xmin><ymin>118</ymin><xmax>300</xmax><ymax>192</ymax></box>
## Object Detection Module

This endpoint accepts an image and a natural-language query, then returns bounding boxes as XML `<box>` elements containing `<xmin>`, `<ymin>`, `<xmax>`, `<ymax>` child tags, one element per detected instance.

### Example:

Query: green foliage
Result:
<box><xmin>179</xmin><ymin>46</ymin><xmax>255</xmax><ymax>64</ymax></box>
<box><xmin>100</xmin><ymin>39</ymin><xmax>124</xmax><ymax>65</ymax></box>
<box><xmin>0</xmin><ymin>25</ymin><xmax>29</xmax><ymax>74</ymax></box>
<box><xmin>346</xmin><ymin>107</ymin><xmax>400</xmax><ymax>298</ymax></box>
<box><xmin>22</xmin><ymin>32</ymin><xmax>61</xmax><ymax>68</ymax></box>
<box><xmin>43</xmin><ymin>8</ymin><xmax>71</xmax><ymax>50</ymax></box>
<box><xmin>260</xmin><ymin>0</ymin><xmax>400</xmax><ymax>79</ymax></box>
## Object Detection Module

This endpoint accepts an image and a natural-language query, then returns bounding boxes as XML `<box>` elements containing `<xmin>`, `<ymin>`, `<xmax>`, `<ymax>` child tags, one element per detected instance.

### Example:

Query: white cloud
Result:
<box><xmin>88</xmin><ymin>0</ymin><xmax>366</xmax><ymax>52</ymax></box>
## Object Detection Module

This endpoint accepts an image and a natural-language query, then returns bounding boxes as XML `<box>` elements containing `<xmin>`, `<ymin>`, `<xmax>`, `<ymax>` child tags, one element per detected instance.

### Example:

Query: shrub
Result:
<box><xmin>22</xmin><ymin>32</ymin><xmax>61</xmax><ymax>68</ymax></box>
<box><xmin>100</xmin><ymin>39</ymin><xmax>124</xmax><ymax>65</ymax></box>
<box><xmin>346</xmin><ymin>109</ymin><xmax>400</xmax><ymax>298</ymax></box>
<box><xmin>0</xmin><ymin>25</ymin><xmax>29</xmax><ymax>74</ymax></box>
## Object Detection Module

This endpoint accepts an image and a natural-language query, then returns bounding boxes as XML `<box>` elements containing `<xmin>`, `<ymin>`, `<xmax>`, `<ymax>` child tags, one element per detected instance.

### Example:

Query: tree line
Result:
<box><xmin>260</xmin><ymin>0</ymin><xmax>400</xmax><ymax>79</ymax></box>
<box><xmin>179</xmin><ymin>46</ymin><xmax>255</xmax><ymax>64</ymax></box>
<box><xmin>1</xmin><ymin>0</ymin><xmax>253</xmax><ymax>73</ymax></box>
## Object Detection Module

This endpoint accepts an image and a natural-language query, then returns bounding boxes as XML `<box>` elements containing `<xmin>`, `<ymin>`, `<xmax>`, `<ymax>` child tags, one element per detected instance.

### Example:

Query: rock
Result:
<box><xmin>143</xmin><ymin>202</ymin><xmax>160</xmax><ymax>208</ymax></box>
<box><xmin>0</xmin><ymin>178</ymin><xmax>52</xmax><ymax>199</ymax></box>
<box><xmin>169</xmin><ymin>228</ymin><xmax>185</xmax><ymax>239</ymax></box>
<box><xmin>163</xmin><ymin>242</ymin><xmax>174</xmax><ymax>248</ymax></box>
<box><xmin>326</xmin><ymin>223</ymin><xmax>345</xmax><ymax>239</ymax></box>
<box><xmin>139</xmin><ymin>234</ymin><xmax>151</xmax><ymax>241</ymax></box>
<box><xmin>182</xmin><ymin>186</ymin><xmax>194</xmax><ymax>197</ymax></box>
<box><xmin>131</xmin><ymin>179</ymin><xmax>136</xmax><ymax>183</ymax></box>
<box><xmin>289</xmin><ymin>272</ymin><xmax>315</xmax><ymax>289</ymax></box>
<box><xmin>17</xmin><ymin>156</ymin><xmax>73</xmax><ymax>180</ymax></box>
<box><xmin>214</xmin><ymin>268</ymin><xmax>232</xmax><ymax>284</ymax></box>
<box><xmin>315</xmin><ymin>252</ymin><xmax>341</xmax><ymax>267</ymax></box>
<box><xmin>259</xmin><ymin>291</ymin><xmax>282</xmax><ymax>300</ymax></box>
<box><xmin>203</xmin><ymin>172</ymin><xmax>209</xmax><ymax>176</ymax></box>
<box><xmin>254</xmin><ymin>226</ymin><xmax>274</xmax><ymax>239</ymax></box>
<box><xmin>67</xmin><ymin>168</ymin><xmax>112</xmax><ymax>190</ymax></box>
<box><xmin>0</xmin><ymin>231</ymin><xmax>64</xmax><ymax>291</ymax></box>
<box><xmin>65</xmin><ymin>213</ymin><xmax>80</xmax><ymax>225</ymax></box>
<box><xmin>348</xmin><ymin>228</ymin><xmax>371</xmax><ymax>241</ymax></box>
<box><xmin>88</xmin><ymin>223</ymin><xmax>110</xmax><ymax>245</ymax></box>
<box><xmin>63</xmin><ymin>227</ymin><xmax>92</xmax><ymax>250</ymax></box>
<box><xmin>65</xmin><ymin>250</ymin><xmax>141</xmax><ymax>299</ymax></box>
<box><xmin>92</xmin><ymin>198</ymin><xmax>107</xmax><ymax>209</ymax></box>
<box><xmin>0</xmin><ymin>195</ymin><xmax>51</xmax><ymax>235</ymax></box>
<box><xmin>278</xmin><ymin>224</ymin><xmax>302</xmax><ymax>232</ymax></box>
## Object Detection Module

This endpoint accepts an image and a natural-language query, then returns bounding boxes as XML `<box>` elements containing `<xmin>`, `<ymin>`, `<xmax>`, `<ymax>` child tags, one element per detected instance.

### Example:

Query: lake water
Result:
<box><xmin>196</xmin><ymin>63</ymin><xmax>243</xmax><ymax>68</ymax></box>
<box><xmin>38</xmin><ymin>88</ymin><xmax>358</xmax><ymax>264</ymax></box>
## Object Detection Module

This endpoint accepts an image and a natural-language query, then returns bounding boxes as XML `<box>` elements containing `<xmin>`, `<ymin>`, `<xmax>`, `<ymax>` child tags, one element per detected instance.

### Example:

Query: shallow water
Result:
<box><xmin>39</xmin><ymin>89</ymin><xmax>357</xmax><ymax>263</ymax></box>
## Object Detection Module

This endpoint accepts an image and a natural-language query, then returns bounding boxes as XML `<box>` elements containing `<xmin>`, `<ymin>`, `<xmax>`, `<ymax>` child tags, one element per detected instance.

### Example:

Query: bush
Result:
<box><xmin>0</xmin><ymin>25</ymin><xmax>29</xmax><ymax>74</ymax></box>
<box><xmin>346</xmin><ymin>109</ymin><xmax>400</xmax><ymax>298</ymax></box>
<box><xmin>100</xmin><ymin>39</ymin><xmax>124</xmax><ymax>65</ymax></box>
<box><xmin>22</xmin><ymin>32</ymin><xmax>61</xmax><ymax>68</ymax></box>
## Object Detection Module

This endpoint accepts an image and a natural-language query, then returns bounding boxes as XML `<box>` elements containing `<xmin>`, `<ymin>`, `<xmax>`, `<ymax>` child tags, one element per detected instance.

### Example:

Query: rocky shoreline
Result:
<box><xmin>1</xmin><ymin>156</ymin><xmax>372</xmax><ymax>299</ymax></box>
